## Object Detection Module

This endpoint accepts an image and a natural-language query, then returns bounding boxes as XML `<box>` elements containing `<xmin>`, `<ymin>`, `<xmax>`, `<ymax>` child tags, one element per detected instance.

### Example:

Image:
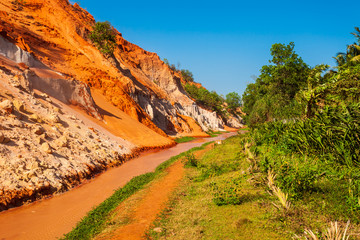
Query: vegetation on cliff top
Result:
<box><xmin>163</xmin><ymin>58</ymin><xmax>242</xmax><ymax>122</ymax></box>
<box><xmin>89</xmin><ymin>21</ymin><xmax>116</xmax><ymax>56</ymax></box>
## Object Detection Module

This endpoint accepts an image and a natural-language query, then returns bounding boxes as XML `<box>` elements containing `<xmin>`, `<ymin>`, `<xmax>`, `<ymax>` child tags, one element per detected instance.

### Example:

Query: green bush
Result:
<box><xmin>183</xmin><ymin>153</ymin><xmax>198</xmax><ymax>167</ymax></box>
<box><xmin>89</xmin><ymin>21</ymin><xmax>116</xmax><ymax>56</ymax></box>
<box><xmin>211</xmin><ymin>176</ymin><xmax>244</xmax><ymax>206</ymax></box>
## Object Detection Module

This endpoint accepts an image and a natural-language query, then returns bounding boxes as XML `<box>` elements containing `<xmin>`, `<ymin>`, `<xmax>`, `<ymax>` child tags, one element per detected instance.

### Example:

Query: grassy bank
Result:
<box><xmin>146</xmin><ymin>134</ymin><xmax>289</xmax><ymax>239</ymax></box>
<box><xmin>62</xmin><ymin>142</ymin><xmax>212</xmax><ymax>240</ymax></box>
<box><xmin>206</xmin><ymin>130</ymin><xmax>229</xmax><ymax>137</ymax></box>
<box><xmin>146</xmin><ymin>133</ymin><xmax>360</xmax><ymax>239</ymax></box>
<box><xmin>174</xmin><ymin>136</ymin><xmax>195</xmax><ymax>143</ymax></box>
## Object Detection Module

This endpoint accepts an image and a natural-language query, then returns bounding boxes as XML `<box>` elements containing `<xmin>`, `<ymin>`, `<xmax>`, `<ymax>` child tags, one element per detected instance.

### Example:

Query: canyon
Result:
<box><xmin>0</xmin><ymin>0</ymin><xmax>242</xmax><ymax>211</ymax></box>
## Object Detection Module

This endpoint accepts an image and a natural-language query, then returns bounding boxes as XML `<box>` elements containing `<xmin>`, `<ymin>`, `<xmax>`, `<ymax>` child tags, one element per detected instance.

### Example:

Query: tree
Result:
<box><xmin>242</xmin><ymin>42</ymin><xmax>310</xmax><ymax>125</ymax></box>
<box><xmin>334</xmin><ymin>27</ymin><xmax>360</xmax><ymax>66</ymax></box>
<box><xmin>262</xmin><ymin>42</ymin><xmax>309</xmax><ymax>99</ymax></box>
<box><xmin>225</xmin><ymin>92</ymin><xmax>241</xmax><ymax>113</ymax></box>
<box><xmin>181</xmin><ymin>69</ymin><xmax>194</xmax><ymax>82</ymax></box>
<box><xmin>89</xmin><ymin>21</ymin><xmax>116</xmax><ymax>56</ymax></box>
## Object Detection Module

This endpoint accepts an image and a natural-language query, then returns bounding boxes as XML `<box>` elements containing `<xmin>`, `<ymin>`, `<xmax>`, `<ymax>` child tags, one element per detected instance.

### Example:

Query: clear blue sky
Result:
<box><xmin>74</xmin><ymin>0</ymin><xmax>359</xmax><ymax>96</ymax></box>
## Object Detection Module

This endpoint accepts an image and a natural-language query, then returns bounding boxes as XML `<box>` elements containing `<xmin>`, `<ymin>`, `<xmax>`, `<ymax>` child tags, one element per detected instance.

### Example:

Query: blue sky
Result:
<box><xmin>74</xmin><ymin>0</ymin><xmax>359</xmax><ymax>96</ymax></box>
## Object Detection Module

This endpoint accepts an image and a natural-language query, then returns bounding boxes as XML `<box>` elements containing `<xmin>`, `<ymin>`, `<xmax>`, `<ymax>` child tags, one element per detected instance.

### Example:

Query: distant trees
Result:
<box><xmin>163</xmin><ymin>58</ymin><xmax>177</xmax><ymax>71</ymax></box>
<box><xmin>89</xmin><ymin>21</ymin><xmax>116</xmax><ymax>56</ymax></box>
<box><xmin>163</xmin><ymin>58</ymin><xmax>242</xmax><ymax>119</ymax></box>
<box><xmin>163</xmin><ymin>59</ymin><xmax>194</xmax><ymax>82</ymax></box>
<box><xmin>184</xmin><ymin>83</ymin><xmax>225</xmax><ymax>118</ymax></box>
<box><xmin>243</xmin><ymin>27</ymin><xmax>360</xmax><ymax>126</ymax></box>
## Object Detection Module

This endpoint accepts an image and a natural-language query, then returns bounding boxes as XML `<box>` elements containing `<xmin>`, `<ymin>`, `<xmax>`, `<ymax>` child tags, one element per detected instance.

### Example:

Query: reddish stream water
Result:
<box><xmin>0</xmin><ymin>132</ymin><xmax>237</xmax><ymax>240</ymax></box>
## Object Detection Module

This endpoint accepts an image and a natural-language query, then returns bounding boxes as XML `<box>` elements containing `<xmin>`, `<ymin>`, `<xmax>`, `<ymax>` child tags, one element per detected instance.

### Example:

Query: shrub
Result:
<box><xmin>183</xmin><ymin>153</ymin><xmax>198</xmax><ymax>167</ymax></box>
<box><xmin>89</xmin><ymin>21</ymin><xmax>116</xmax><ymax>56</ymax></box>
<box><xmin>211</xmin><ymin>176</ymin><xmax>244</xmax><ymax>206</ymax></box>
<box><xmin>181</xmin><ymin>69</ymin><xmax>194</xmax><ymax>82</ymax></box>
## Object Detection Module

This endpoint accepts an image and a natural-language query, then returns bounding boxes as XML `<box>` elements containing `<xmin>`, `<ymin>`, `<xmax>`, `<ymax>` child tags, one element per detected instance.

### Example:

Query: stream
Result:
<box><xmin>0</xmin><ymin>132</ymin><xmax>237</xmax><ymax>240</ymax></box>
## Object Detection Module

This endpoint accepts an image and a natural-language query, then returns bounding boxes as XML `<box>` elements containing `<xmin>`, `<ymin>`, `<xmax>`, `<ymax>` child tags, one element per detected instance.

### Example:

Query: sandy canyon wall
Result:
<box><xmin>0</xmin><ymin>0</ymin><xmax>241</xmax><ymax>210</ymax></box>
<box><xmin>0</xmin><ymin>0</ymin><xmax>231</xmax><ymax>135</ymax></box>
<box><xmin>0</xmin><ymin>54</ymin><xmax>136</xmax><ymax>210</ymax></box>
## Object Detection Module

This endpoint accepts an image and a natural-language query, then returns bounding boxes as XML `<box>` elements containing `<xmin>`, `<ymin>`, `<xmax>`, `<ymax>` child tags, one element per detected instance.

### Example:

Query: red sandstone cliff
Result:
<box><xmin>0</xmin><ymin>0</ymin><xmax>229</xmax><ymax>136</ymax></box>
<box><xmin>0</xmin><ymin>0</ymin><xmax>242</xmax><ymax>210</ymax></box>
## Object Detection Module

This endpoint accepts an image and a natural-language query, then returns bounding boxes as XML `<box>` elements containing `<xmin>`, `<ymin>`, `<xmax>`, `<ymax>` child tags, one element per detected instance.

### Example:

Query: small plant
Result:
<box><xmin>89</xmin><ymin>21</ymin><xmax>116</xmax><ymax>56</ymax></box>
<box><xmin>183</xmin><ymin>153</ymin><xmax>198</xmax><ymax>167</ymax></box>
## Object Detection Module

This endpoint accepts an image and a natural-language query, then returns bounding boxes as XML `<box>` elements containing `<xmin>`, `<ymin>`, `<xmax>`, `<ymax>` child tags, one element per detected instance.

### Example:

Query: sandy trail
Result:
<box><xmin>97</xmin><ymin>144</ymin><xmax>213</xmax><ymax>240</ymax></box>
<box><xmin>109</xmin><ymin>160</ymin><xmax>185</xmax><ymax>240</ymax></box>
<box><xmin>0</xmin><ymin>132</ymin><xmax>236</xmax><ymax>240</ymax></box>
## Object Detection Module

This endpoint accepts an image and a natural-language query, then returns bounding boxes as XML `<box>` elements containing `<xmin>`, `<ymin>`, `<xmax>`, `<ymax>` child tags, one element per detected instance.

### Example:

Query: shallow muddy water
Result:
<box><xmin>0</xmin><ymin>132</ymin><xmax>236</xmax><ymax>240</ymax></box>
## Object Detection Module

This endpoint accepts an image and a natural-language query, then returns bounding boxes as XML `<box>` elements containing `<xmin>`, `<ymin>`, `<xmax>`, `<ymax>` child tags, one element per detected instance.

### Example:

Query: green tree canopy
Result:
<box><xmin>181</xmin><ymin>69</ymin><xmax>194</xmax><ymax>82</ymax></box>
<box><xmin>242</xmin><ymin>42</ymin><xmax>310</xmax><ymax>125</ymax></box>
<box><xmin>334</xmin><ymin>27</ymin><xmax>360</xmax><ymax>66</ymax></box>
<box><xmin>225</xmin><ymin>92</ymin><xmax>241</xmax><ymax>113</ymax></box>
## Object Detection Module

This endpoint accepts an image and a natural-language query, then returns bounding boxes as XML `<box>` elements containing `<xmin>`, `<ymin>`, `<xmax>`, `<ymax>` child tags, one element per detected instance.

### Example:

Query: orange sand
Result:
<box><xmin>88</xmin><ymin>89</ymin><xmax>173</xmax><ymax>148</ymax></box>
<box><xmin>177</xmin><ymin>114</ymin><xmax>209</xmax><ymax>137</ymax></box>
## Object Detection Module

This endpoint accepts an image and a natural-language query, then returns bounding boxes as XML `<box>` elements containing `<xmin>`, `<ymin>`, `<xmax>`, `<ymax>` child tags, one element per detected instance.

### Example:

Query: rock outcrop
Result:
<box><xmin>0</xmin><ymin>61</ymin><xmax>136</xmax><ymax>210</ymax></box>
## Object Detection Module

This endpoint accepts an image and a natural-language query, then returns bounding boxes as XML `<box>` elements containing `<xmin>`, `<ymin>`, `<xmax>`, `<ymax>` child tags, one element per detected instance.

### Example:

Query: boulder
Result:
<box><xmin>56</xmin><ymin>136</ymin><xmax>68</xmax><ymax>148</ymax></box>
<box><xmin>29</xmin><ymin>113</ymin><xmax>42</xmax><ymax>123</ymax></box>
<box><xmin>47</xmin><ymin>113</ymin><xmax>60</xmax><ymax>123</ymax></box>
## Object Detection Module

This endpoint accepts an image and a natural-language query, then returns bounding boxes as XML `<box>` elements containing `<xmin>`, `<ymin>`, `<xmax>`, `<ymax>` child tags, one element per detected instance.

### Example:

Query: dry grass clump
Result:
<box><xmin>267</xmin><ymin>169</ymin><xmax>291</xmax><ymax>210</ymax></box>
<box><xmin>295</xmin><ymin>220</ymin><xmax>351</xmax><ymax>240</ymax></box>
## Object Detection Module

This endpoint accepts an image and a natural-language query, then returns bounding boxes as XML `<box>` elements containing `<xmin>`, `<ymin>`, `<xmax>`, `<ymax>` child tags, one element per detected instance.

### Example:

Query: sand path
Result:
<box><xmin>96</xmin><ymin>144</ymin><xmax>213</xmax><ymax>240</ymax></box>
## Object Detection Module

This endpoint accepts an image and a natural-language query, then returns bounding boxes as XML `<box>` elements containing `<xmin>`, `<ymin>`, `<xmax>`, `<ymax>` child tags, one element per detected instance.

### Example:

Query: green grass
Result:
<box><xmin>206</xmin><ymin>130</ymin><xmax>228</xmax><ymax>137</ymax></box>
<box><xmin>174</xmin><ymin>136</ymin><xmax>196</xmax><ymax>143</ymax></box>
<box><xmin>62</xmin><ymin>142</ymin><xmax>213</xmax><ymax>240</ymax></box>
<box><xmin>146</xmin><ymin>135</ymin><xmax>291</xmax><ymax>240</ymax></box>
<box><xmin>146</xmin><ymin>133</ymin><xmax>360</xmax><ymax>239</ymax></box>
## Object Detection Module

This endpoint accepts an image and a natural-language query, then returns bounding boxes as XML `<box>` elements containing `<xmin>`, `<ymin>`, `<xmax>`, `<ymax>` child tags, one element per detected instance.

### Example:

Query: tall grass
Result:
<box><xmin>253</xmin><ymin>104</ymin><xmax>360</xmax><ymax>167</ymax></box>
<box><xmin>248</xmin><ymin>104</ymin><xmax>360</xmax><ymax>222</ymax></box>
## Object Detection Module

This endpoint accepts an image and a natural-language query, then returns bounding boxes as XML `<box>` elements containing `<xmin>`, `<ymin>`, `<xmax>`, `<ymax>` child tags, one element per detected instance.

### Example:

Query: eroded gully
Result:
<box><xmin>0</xmin><ymin>132</ymin><xmax>237</xmax><ymax>240</ymax></box>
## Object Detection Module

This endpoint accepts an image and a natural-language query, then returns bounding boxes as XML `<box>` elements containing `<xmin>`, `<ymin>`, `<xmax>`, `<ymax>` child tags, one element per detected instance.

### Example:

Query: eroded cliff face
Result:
<box><xmin>0</xmin><ymin>0</ymin><xmax>241</xmax><ymax>209</ymax></box>
<box><xmin>0</xmin><ymin>0</ymin><xmax>231</xmax><ymax>136</ymax></box>
<box><xmin>0</xmin><ymin>54</ymin><xmax>137</xmax><ymax>210</ymax></box>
